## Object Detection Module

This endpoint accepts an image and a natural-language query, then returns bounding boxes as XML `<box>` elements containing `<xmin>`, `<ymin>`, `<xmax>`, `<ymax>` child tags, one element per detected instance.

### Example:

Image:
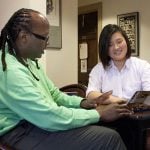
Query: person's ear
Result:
<box><xmin>18</xmin><ymin>31</ymin><xmax>29</xmax><ymax>43</ymax></box>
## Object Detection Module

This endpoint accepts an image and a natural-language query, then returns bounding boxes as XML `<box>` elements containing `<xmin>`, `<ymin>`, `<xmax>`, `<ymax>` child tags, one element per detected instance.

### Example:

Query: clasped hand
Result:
<box><xmin>80</xmin><ymin>91</ymin><xmax>132</xmax><ymax>122</ymax></box>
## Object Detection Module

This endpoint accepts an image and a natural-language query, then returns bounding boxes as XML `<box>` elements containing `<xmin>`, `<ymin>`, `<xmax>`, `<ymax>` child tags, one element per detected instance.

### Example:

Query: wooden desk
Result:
<box><xmin>99</xmin><ymin>111</ymin><xmax>150</xmax><ymax>150</ymax></box>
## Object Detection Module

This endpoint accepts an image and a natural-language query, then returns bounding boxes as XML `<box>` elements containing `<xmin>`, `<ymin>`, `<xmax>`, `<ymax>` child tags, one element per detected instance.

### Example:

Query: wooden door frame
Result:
<box><xmin>78</xmin><ymin>2</ymin><xmax>102</xmax><ymax>85</ymax></box>
<box><xmin>78</xmin><ymin>2</ymin><xmax>102</xmax><ymax>45</ymax></box>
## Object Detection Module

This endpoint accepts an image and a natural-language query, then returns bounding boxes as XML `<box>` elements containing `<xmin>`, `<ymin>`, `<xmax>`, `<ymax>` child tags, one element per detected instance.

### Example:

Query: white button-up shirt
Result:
<box><xmin>87</xmin><ymin>57</ymin><xmax>150</xmax><ymax>100</ymax></box>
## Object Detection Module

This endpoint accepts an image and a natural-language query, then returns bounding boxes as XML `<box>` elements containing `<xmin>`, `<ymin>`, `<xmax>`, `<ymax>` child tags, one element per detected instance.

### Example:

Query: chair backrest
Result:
<box><xmin>0</xmin><ymin>142</ymin><xmax>13</xmax><ymax>150</ymax></box>
<box><xmin>59</xmin><ymin>83</ymin><xmax>87</xmax><ymax>98</ymax></box>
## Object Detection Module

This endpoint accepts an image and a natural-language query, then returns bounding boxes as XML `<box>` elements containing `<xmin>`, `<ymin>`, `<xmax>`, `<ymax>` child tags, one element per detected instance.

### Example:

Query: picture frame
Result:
<box><xmin>46</xmin><ymin>0</ymin><xmax>62</xmax><ymax>49</ymax></box>
<box><xmin>117</xmin><ymin>12</ymin><xmax>139</xmax><ymax>56</ymax></box>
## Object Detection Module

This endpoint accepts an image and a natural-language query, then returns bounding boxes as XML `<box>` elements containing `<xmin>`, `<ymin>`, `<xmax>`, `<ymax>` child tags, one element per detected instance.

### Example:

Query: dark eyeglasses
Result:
<box><xmin>30</xmin><ymin>32</ymin><xmax>49</xmax><ymax>42</ymax></box>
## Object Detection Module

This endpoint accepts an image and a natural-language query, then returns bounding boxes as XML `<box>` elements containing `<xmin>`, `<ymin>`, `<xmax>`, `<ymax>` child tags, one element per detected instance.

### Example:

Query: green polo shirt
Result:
<box><xmin>0</xmin><ymin>51</ymin><xmax>99</xmax><ymax>135</ymax></box>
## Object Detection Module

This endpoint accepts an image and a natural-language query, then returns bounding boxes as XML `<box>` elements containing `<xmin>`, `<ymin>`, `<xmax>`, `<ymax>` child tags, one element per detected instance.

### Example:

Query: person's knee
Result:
<box><xmin>101</xmin><ymin>127</ymin><xmax>126</xmax><ymax>150</ymax></box>
<box><xmin>89</xmin><ymin>125</ymin><xmax>119</xmax><ymax>137</ymax></box>
<box><xmin>105</xmin><ymin>127</ymin><xmax>121</xmax><ymax>139</ymax></box>
<box><xmin>89</xmin><ymin>126</ymin><xmax>126</xmax><ymax>149</ymax></box>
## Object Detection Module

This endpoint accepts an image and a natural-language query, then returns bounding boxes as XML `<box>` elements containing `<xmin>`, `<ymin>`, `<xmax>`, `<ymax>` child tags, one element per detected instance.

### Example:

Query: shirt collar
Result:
<box><xmin>125</xmin><ymin>58</ymin><xmax>131</xmax><ymax>69</ymax></box>
<box><xmin>108</xmin><ymin>58</ymin><xmax>131</xmax><ymax>70</ymax></box>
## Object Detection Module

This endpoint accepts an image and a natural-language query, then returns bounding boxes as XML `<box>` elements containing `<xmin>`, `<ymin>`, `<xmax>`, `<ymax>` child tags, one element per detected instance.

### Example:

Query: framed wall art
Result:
<box><xmin>46</xmin><ymin>0</ymin><xmax>62</xmax><ymax>49</ymax></box>
<box><xmin>117</xmin><ymin>12</ymin><xmax>139</xmax><ymax>56</ymax></box>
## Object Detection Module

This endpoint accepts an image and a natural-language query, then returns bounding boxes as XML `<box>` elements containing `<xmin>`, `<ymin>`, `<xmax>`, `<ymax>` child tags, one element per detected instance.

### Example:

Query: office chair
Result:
<box><xmin>59</xmin><ymin>83</ymin><xmax>87</xmax><ymax>98</ymax></box>
<box><xmin>0</xmin><ymin>142</ymin><xmax>13</xmax><ymax>150</ymax></box>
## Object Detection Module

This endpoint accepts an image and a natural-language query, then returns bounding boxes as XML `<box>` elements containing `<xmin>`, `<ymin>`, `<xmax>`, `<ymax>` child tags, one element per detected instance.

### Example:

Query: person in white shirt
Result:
<box><xmin>87</xmin><ymin>24</ymin><xmax>150</xmax><ymax>103</ymax></box>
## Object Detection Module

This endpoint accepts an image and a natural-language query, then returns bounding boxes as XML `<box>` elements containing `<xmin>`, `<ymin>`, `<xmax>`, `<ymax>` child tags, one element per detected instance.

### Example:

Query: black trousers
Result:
<box><xmin>99</xmin><ymin>119</ymin><xmax>136</xmax><ymax>150</ymax></box>
<box><xmin>1</xmin><ymin>121</ymin><xmax>126</xmax><ymax>150</ymax></box>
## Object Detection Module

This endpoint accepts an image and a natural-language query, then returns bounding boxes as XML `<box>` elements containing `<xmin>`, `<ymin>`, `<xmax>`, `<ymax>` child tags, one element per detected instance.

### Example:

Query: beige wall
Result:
<box><xmin>0</xmin><ymin>0</ymin><xmax>47</xmax><ymax>69</ymax></box>
<box><xmin>46</xmin><ymin>0</ymin><xmax>78</xmax><ymax>88</ymax></box>
<box><xmin>102</xmin><ymin>0</ymin><xmax>150</xmax><ymax>62</ymax></box>
<box><xmin>78</xmin><ymin>0</ymin><xmax>101</xmax><ymax>6</ymax></box>
<box><xmin>0</xmin><ymin>0</ymin><xmax>78</xmax><ymax>88</ymax></box>
<box><xmin>1</xmin><ymin>0</ymin><xmax>150</xmax><ymax>87</ymax></box>
<box><xmin>0</xmin><ymin>0</ymin><xmax>29</xmax><ymax>30</ymax></box>
<box><xmin>79</xmin><ymin>0</ymin><xmax>150</xmax><ymax>62</ymax></box>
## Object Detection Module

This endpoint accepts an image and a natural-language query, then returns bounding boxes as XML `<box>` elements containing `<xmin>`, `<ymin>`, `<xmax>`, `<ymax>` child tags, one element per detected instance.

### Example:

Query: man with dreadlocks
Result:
<box><xmin>0</xmin><ymin>8</ymin><xmax>131</xmax><ymax>150</ymax></box>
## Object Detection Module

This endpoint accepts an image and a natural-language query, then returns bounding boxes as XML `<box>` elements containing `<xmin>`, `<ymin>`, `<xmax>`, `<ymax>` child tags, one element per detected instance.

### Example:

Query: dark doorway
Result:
<box><xmin>78</xmin><ymin>11</ymin><xmax>98</xmax><ymax>86</ymax></box>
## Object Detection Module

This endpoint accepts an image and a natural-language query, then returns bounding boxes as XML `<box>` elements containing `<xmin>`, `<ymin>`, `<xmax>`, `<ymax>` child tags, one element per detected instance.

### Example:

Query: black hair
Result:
<box><xmin>99</xmin><ymin>24</ymin><xmax>131</xmax><ymax>69</ymax></box>
<box><xmin>0</xmin><ymin>8</ymin><xmax>40</xmax><ymax>80</ymax></box>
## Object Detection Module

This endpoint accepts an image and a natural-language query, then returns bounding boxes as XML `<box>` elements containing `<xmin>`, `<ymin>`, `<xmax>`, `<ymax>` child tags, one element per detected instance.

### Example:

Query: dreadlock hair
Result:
<box><xmin>0</xmin><ymin>8</ymin><xmax>40</xmax><ymax>81</ymax></box>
